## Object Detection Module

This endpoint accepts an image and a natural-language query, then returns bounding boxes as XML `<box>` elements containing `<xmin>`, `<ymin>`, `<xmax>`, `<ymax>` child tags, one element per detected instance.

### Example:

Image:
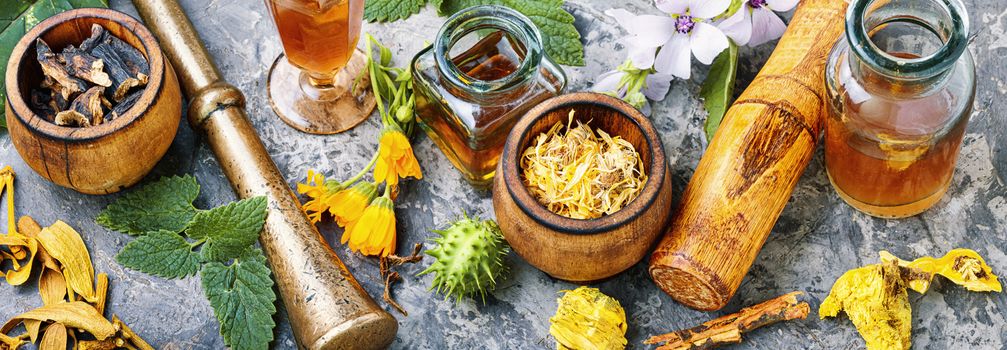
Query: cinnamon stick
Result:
<box><xmin>645</xmin><ymin>292</ymin><xmax>809</xmax><ymax>350</ymax></box>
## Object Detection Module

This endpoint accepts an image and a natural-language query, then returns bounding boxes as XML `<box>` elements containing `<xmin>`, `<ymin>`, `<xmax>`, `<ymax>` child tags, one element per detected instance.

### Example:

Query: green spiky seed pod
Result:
<box><xmin>419</xmin><ymin>214</ymin><xmax>510</xmax><ymax>302</ymax></box>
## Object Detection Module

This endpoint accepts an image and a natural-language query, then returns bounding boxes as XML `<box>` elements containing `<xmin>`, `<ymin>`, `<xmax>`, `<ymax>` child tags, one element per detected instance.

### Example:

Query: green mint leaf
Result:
<box><xmin>115</xmin><ymin>230</ymin><xmax>201</xmax><ymax>279</ymax></box>
<box><xmin>187</xmin><ymin>196</ymin><xmax>268</xmax><ymax>262</ymax></box>
<box><xmin>1</xmin><ymin>0</ymin><xmax>109</xmax><ymax>129</ymax></box>
<box><xmin>364</xmin><ymin>0</ymin><xmax>427</xmax><ymax>22</ymax></box>
<box><xmin>97</xmin><ymin>175</ymin><xmax>200</xmax><ymax>236</ymax></box>
<box><xmin>202</xmin><ymin>249</ymin><xmax>277</xmax><ymax>350</ymax></box>
<box><xmin>701</xmin><ymin>41</ymin><xmax>739</xmax><ymax>142</ymax></box>
<box><xmin>437</xmin><ymin>0</ymin><xmax>585</xmax><ymax>66</ymax></box>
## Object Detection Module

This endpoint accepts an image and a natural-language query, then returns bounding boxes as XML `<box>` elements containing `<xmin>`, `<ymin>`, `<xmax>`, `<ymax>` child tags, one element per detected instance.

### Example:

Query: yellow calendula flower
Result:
<box><xmin>297</xmin><ymin>170</ymin><xmax>343</xmax><ymax>224</ymax></box>
<box><xmin>328</xmin><ymin>181</ymin><xmax>378</xmax><ymax>228</ymax></box>
<box><xmin>374</xmin><ymin>127</ymin><xmax>422</xmax><ymax>187</ymax></box>
<box><xmin>342</xmin><ymin>196</ymin><xmax>396</xmax><ymax>257</ymax></box>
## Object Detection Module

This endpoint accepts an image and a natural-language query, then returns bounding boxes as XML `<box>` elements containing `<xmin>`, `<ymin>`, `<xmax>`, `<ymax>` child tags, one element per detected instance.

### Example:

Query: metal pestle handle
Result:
<box><xmin>130</xmin><ymin>0</ymin><xmax>398</xmax><ymax>348</ymax></box>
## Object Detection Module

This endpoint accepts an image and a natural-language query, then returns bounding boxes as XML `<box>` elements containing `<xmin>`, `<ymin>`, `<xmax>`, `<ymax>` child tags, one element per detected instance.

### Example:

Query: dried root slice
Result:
<box><xmin>646</xmin><ymin>292</ymin><xmax>810</xmax><ymax>350</ymax></box>
<box><xmin>36</xmin><ymin>39</ymin><xmax>87</xmax><ymax>100</ymax></box>
<box><xmin>62</xmin><ymin>47</ymin><xmax>112</xmax><ymax>87</ymax></box>
<box><xmin>55</xmin><ymin>110</ymin><xmax>90</xmax><ymax>127</ymax></box>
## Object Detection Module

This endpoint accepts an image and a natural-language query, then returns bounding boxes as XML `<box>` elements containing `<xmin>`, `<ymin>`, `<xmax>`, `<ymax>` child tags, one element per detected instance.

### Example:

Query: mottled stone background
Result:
<box><xmin>2</xmin><ymin>0</ymin><xmax>1007</xmax><ymax>349</ymax></box>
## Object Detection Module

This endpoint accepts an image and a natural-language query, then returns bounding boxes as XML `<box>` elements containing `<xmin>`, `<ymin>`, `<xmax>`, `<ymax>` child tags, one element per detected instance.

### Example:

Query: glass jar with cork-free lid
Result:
<box><xmin>824</xmin><ymin>0</ymin><xmax>976</xmax><ymax>218</ymax></box>
<box><xmin>411</xmin><ymin>5</ymin><xmax>567</xmax><ymax>187</ymax></box>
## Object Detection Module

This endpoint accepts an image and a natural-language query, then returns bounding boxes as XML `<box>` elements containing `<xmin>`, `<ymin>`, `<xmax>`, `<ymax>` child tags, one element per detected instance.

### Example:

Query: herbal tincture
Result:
<box><xmin>411</xmin><ymin>5</ymin><xmax>566</xmax><ymax>187</ymax></box>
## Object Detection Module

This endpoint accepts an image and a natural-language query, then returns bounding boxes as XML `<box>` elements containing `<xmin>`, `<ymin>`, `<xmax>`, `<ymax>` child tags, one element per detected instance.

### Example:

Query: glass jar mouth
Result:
<box><xmin>434</xmin><ymin>5</ymin><xmax>544</xmax><ymax>93</ymax></box>
<box><xmin>846</xmin><ymin>0</ymin><xmax>969</xmax><ymax>79</ymax></box>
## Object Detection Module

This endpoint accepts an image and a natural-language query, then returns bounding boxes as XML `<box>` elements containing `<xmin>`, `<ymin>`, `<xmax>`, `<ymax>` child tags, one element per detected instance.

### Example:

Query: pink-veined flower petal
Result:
<box><xmin>655</xmin><ymin>33</ymin><xmax>692</xmax><ymax>79</ymax></box>
<box><xmin>593</xmin><ymin>70</ymin><xmax>626</xmax><ymax>95</ymax></box>
<box><xmin>690</xmin><ymin>22</ymin><xmax>729</xmax><ymax>64</ymax></box>
<box><xmin>643</xmin><ymin>72</ymin><xmax>674</xmax><ymax>101</ymax></box>
<box><xmin>689</xmin><ymin>0</ymin><xmax>731</xmax><ymax>19</ymax></box>
<box><xmin>654</xmin><ymin>0</ymin><xmax>688</xmax><ymax>14</ymax></box>
<box><xmin>748</xmin><ymin>7</ymin><xmax>787</xmax><ymax>47</ymax></box>
<box><xmin>718</xmin><ymin>7</ymin><xmax>752</xmax><ymax>46</ymax></box>
<box><xmin>767</xmin><ymin>0</ymin><xmax>799</xmax><ymax>12</ymax></box>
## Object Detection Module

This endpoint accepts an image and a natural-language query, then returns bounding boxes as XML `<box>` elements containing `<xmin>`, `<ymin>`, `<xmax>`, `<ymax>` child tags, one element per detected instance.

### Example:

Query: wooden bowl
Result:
<box><xmin>4</xmin><ymin>8</ymin><xmax>181</xmax><ymax>195</ymax></box>
<box><xmin>492</xmin><ymin>92</ymin><xmax>673</xmax><ymax>282</ymax></box>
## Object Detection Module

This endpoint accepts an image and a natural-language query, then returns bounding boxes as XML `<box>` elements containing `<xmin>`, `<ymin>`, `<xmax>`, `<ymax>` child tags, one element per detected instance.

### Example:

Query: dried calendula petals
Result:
<box><xmin>880</xmin><ymin>249</ymin><xmax>1002</xmax><ymax>294</ymax></box>
<box><xmin>820</xmin><ymin>261</ymin><xmax>911</xmax><ymax>350</ymax></box>
<box><xmin>521</xmin><ymin>111</ymin><xmax>648</xmax><ymax>220</ymax></box>
<box><xmin>549</xmin><ymin>286</ymin><xmax>628</xmax><ymax>350</ymax></box>
<box><xmin>36</xmin><ymin>221</ymin><xmax>97</xmax><ymax>302</ymax></box>
<box><xmin>0</xmin><ymin>301</ymin><xmax>116</xmax><ymax>340</ymax></box>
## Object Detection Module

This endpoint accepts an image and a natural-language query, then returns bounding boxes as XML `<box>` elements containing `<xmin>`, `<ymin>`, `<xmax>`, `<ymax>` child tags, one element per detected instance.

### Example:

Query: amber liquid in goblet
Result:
<box><xmin>265</xmin><ymin>0</ymin><xmax>375</xmax><ymax>134</ymax></box>
<box><xmin>268</xmin><ymin>0</ymin><xmax>362</xmax><ymax>78</ymax></box>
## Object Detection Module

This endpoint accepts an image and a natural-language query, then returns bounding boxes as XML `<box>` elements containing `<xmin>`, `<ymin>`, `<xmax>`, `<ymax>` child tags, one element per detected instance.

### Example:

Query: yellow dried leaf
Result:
<box><xmin>549</xmin><ymin>286</ymin><xmax>627</xmax><ymax>350</ymax></box>
<box><xmin>39</xmin><ymin>323</ymin><xmax>67</xmax><ymax>350</ymax></box>
<box><xmin>880</xmin><ymin>249</ymin><xmax>1002</xmax><ymax>294</ymax></box>
<box><xmin>2</xmin><ymin>236</ymin><xmax>36</xmax><ymax>286</ymax></box>
<box><xmin>1</xmin><ymin>301</ymin><xmax>115</xmax><ymax>340</ymax></box>
<box><xmin>39</xmin><ymin>267</ymin><xmax>68</xmax><ymax>305</ymax></box>
<box><xmin>93</xmin><ymin>273</ymin><xmax>109</xmax><ymax>316</ymax></box>
<box><xmin>24</xmin><ymin>319</ymin><xmax>41</xmax><ymax>343</ymax></box>
<box><xmin>820</xmin><ymin>261</ymin><xmax>912</xmax><ymax>350</ymax></box>
<box><xmin>37</xmin><ymin>221</ymin><xmax>96</xmax><ymax>302</ymax></box>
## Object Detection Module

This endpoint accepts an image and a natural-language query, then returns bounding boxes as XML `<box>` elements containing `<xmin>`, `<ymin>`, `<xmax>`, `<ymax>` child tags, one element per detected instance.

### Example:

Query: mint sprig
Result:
<box><xmin>363</xmin><ymin>0</ymin><xmax>585</xmax><ymax>66</ymax></box>
<box><xmin>100</xmin><ymin>176</ymin><xmax>275</xmax><ymax>350</ymax></box>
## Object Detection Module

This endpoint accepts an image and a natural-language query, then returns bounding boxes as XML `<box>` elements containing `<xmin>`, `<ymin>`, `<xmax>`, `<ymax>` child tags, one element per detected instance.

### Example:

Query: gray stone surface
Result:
<box><xmin>2</xmin><ymin>0</ymin><xmax>1007</xmax><ymax>349</ymax></box>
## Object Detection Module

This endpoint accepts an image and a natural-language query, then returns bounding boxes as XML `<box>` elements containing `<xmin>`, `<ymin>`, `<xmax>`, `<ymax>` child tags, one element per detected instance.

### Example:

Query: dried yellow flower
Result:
<box><xmin>39</xmin><ymin>323</ymin><xmax>67</xmax><ymax>350</ymax></box>
<box><xmin>880</xmin><ymin>249</ymin><xmax>1001</xmax><ymax>294</ymax></box>
<box><xmin>521</xmin><ymin>111</ymin><xmax>647</xmax><ymax>219</ymax></box>
<box><xmin>36</xmin><ymin>221</ymin><xmax>97</xmax><ymax>303</ymax></box>
<box><xmin>820</xmin><ymin>261</ymin><xmax>911</xmax><ymax>350</ymax></box>
<box><xmin>549</xmin><ymin>286</ymin><xmax>627</xmax><ymax>350</ymax></box>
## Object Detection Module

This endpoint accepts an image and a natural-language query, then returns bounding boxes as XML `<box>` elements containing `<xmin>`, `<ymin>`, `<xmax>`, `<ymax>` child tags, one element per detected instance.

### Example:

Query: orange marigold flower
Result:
<box><xmin>328</xmin><ymin>181</ymin><xmax>378</xmax><ymax>228</ymax></box>
<box><xmin>297</xmin><ymin>170</ymin><xmax>343</xmax><ymax>224</ymax></box>
<box><xmin>342</xmin><ymin>196</ymin><xmax>396</xmax><ymax>257</ymax></box>
<box><xmin>374</xmin><ymin>127</ymin><xmax>422</xmax><ymax>187</ymax></box>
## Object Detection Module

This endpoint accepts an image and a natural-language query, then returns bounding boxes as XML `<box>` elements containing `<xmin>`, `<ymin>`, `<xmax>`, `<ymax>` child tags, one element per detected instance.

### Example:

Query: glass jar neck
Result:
<box><xmin>434</xmin><ymin>5</ymin><xmax>543</xmax><ymax>95</ymax></box>
<box><xmin>845</xmin><ymin>0</ymin><xmax>969</xmax><ymax>85</ymax></box>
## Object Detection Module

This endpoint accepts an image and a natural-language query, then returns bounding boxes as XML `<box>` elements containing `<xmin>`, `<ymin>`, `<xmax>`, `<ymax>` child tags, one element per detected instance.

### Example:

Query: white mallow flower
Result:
<box><xmin>592</xmin><ymin>61</ymin><xmax>674</xmax><ymax>115</ymax></box>
<box><xmin>718</xmin><ymin>0</ymin><xmax>799</xmax><ymax>47</ymax></box>
<box><xmin>605</xmin><ymin>0</ymin><xmax>732</xmax><ymax>80</ymax></box>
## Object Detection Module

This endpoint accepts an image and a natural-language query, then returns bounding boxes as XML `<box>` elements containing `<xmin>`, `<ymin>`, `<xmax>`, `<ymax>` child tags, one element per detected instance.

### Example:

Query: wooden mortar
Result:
<box><xmin>4</xmin><ymin>9</ymin><xmax>182</xmax><ymax>195</ymax></box>
<box><xmin>494</xmin><ymin>92</ymin><xmax>673</xmax><ymax>282</ymax></box>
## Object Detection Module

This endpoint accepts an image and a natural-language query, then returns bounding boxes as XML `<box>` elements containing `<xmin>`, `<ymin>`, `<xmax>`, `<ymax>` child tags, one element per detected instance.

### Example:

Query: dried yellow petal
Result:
<box><xmin>820</xmin><ymin>261</ymin><xmax>911</xmax><ymax>350</ymax></box>
<box><xmin>521</xmin><ymin>111</ymin><xmax>648</xmax><ymax>220</ymax></box>
<box><xmin>36</xmin><ymin>221</ymin><xmax>97</xmax><ymax>302</ymax></box>
<box><xmin>24</xmin><ymin>319</ymin><xmax>41</xmax><ymax>343</ymax></box>
<box><xmin>1</xmin><ymin>301</ymin><xmax>115</xmax><ymax>340</ymax></box>
<box><xmin>3</xmin><ymin>236</ymin><xmax>36</xmax><ymax>286</ymax></box>
<box><xmin>39</xmin><ymin>267</ymin><xmax>68</xmax><ymax>305</ymax></box>
<box><xmin>549</xmin><ymin>286</ymin><xmax>627</xmax><ymax>350</ymax></box>
<box><xmin>39</xmin><ymin>323</ymin><xmax>67</xmax><ymax>350</ymax></box>
<box><xmin>880</xmin><ymin>249</ymin><xmax>1002</xmax><ymax>294</ymax></box>
<box><xmin>0</xmin><ymin>173</ymin><xmax>36</xmax><ymax>287</ymax></box>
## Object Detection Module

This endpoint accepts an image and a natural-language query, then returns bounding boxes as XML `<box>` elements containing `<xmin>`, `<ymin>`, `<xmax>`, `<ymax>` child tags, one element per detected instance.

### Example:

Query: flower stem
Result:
<box><xmin>343</xmin><ymin>152</ymin><xmax>380</xmax><ymax>187</ymax></box>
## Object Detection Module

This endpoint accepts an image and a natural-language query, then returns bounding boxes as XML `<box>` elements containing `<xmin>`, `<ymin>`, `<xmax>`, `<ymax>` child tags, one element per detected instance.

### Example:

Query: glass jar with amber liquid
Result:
<box><xmin>411</xmin><ymin>5</ymin><xmax>566</xmax><ymax>187</ymax></box>
<box><xmin>824</xmin><ymin>0</ymin><xmax>975</xmax><ymax>218</ymax></box>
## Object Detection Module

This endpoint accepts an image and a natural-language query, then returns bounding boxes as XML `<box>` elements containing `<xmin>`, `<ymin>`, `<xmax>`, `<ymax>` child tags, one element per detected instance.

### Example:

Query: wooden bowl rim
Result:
<box><xmin>500</xmin><ymin>92</ymin><xmax>668</xmax><ymax>235</ymax></box>
<box><xmin>4</xmin><ymin>8</ymin><xmax>166</xmax><ymax>143</ymax></box>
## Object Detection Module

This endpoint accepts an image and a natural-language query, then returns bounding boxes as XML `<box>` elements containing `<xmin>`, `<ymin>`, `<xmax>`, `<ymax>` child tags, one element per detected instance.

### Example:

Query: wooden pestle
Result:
<box><xmin>648</xmin><ymin>0</ymin><xmax>849</xmax><ymax>311</ymax></box>
<box><xmin>129</xmin><ymin>0</ymin><xmax>398</xmax><ymax>348</ymax></box>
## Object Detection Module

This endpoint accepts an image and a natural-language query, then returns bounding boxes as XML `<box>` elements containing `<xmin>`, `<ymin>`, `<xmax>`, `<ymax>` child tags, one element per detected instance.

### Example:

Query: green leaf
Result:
<box><xmin>700</xmin><ymin>41</ymin><xmax>739</xmax><ymax>142</ymax></box>
<box><xmin>201</xmin><ymin>249</ymin><xmax>276</xmax><ymax>350</ymax></box>
<box><xmin>97</xmin><ymin>175</ymin><xmax>200</xmax><ymax>235</ymax></box>
<box><xmin>187</xmin><ymin>196</ymin><xmax>268</xmax><ymax>262</ymax></box>
<box><xmin>364</xmin><ymin>0</ymin><xmax>427</xmax><ymax>22</ymax></box>
<box><xmin>438</xmin><ymin>0</ymin><xmax>584</xmax><ymax>66</ymax></box>
<box><xmin>0</xmin><ymin>0</ymin><xmax>109</xmax><ymax>129</ymax></box>
<box><xmin>115</xmin><ymin>230</ymin><xmax>201</xmax><ymax>279</ymax></box>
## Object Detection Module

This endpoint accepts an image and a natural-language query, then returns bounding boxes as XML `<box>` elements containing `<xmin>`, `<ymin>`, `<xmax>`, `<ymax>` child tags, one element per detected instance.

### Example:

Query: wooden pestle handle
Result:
<box><xmin>130</xmin><ymin>0</ymin><xmax>398</xmax><ymax>348</ymax></box>
<box><xmin>648</xmin><ymin>0</ymin><xmax>849</xmax><ymax>311</ymax></box>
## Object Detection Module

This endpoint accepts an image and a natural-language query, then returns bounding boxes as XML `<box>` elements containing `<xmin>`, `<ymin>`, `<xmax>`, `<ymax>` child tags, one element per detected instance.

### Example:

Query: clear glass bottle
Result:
<box><xmin>411</xmin><ymin>5</ymin><xmax>566</xmax><ymax>187</ymax></box>
<box><xmin>824</xmin><ymin>0</ymin><xmax>975</xmax><ymax>218</ymax></box>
